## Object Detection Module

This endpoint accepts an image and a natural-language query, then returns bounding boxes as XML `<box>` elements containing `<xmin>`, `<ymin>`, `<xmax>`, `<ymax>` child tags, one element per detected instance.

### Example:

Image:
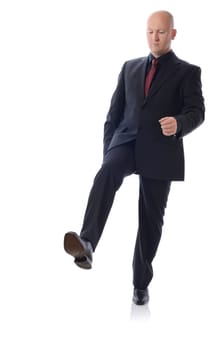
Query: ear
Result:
<box><xmin>171</xmin><ymin>29</ymin><xmax>177</xmax><ymax>40</ymax></box>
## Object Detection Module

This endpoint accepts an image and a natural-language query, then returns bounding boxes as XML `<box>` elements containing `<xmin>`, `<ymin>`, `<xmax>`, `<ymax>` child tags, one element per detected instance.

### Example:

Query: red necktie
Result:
<box><xmin>145</xmin><ymin>58</ymin><xmax>158</xmax><ymax>96</ymax></box>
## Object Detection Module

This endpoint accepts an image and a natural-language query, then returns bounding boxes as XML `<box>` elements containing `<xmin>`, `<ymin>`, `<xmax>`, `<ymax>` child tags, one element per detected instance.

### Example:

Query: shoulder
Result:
<box><xmin>124</xmin><ymin>56</ymin><xmax>147</xmax><ymax>67</ymax></box>
<box><xmin>174</xmin><ymin>55</ymin><xmax>201</xmax><ymax>72</ymax></box>
<box><xmin>120</xmin><ymin>57</ymin><xmax>147</xmax><ymax>75</ymax></box>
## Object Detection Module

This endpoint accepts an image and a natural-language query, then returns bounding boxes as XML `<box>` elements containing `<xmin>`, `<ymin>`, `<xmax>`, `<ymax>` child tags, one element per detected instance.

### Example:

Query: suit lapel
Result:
<box><xmin>137</xmin><ymin>56</ymin><xmax>149</xmax><ymax>101</ymax></box>
<box><xmin>148</xmin><ymin>56</ymin><xmax>181</xmax><ymax>98</ymax></box>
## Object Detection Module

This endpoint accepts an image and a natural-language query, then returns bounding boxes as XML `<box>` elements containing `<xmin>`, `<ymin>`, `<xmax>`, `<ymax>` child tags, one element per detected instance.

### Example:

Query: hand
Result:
<box><xmin>159</xmin><ymin>117</ymin><xmax>177</xmax><ymax>136</ymax></box>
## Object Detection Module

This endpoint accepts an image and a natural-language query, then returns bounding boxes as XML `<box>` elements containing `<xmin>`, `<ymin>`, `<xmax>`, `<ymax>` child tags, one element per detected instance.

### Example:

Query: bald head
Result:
<box><xmin>146</xmin><ymin>10</ymin><xmax>177</xmax><ymax>57</ymax></box>
<box><xmin>147</xmin><ymin>11</ymin><xmax>174</xmax><ymax>29</ymax></box>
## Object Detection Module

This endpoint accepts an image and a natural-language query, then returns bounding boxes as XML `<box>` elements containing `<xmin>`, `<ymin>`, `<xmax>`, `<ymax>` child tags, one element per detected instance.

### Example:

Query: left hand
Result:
<box><xmin>159</xmin><ymin>116</ymin><xmax>177</xmax><ymax>136</ymax></box>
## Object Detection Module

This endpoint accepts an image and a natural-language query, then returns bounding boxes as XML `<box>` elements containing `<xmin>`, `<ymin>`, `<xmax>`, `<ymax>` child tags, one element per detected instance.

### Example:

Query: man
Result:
<box><xmin>64</xmin><ymin>11</ymin><xmax>205</xmax><ymax>305</ymax></box>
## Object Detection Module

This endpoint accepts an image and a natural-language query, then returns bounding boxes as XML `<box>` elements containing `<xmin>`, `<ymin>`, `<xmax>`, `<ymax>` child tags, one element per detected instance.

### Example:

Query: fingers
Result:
<box><xmin>159</xmin><ymin>117</ymin><xmax>177</xmax><ymax>136</ymax></box>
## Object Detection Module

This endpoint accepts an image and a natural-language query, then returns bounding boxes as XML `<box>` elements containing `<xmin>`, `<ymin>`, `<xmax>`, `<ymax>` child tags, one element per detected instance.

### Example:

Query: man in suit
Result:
<box><xmin>64</xmin><ymin>10</ymin><xmax>205</xmax><ymax>305</ymax></box>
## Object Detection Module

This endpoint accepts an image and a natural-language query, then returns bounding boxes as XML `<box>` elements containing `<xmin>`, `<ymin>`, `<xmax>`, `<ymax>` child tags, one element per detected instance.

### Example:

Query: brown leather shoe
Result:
<box><xmin>64</xmin><ymin>232</ymin><xmax>93</xmax><ymax>269</ymax></box>
<box><xmin>132</xmin><ymin>288</ymin><xmax>149</xmax><ymax>305</ymax></box>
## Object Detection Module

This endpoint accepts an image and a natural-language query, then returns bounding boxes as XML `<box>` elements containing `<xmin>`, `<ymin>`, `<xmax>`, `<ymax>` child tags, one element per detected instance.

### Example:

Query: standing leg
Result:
<box><xmin>80</xmin><ymin>142</ymin><xmax>136</xmax><ymax>250</ymax></box>
<box><xmin>133</xmin><ymin>177</ymin><xmax>171</xmax><ymax>290</ymax></box>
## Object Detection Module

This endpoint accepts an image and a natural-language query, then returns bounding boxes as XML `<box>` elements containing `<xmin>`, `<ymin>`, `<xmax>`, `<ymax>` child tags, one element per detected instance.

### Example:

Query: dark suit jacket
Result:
<box><xmin>103</xmin><ymin>51</ymin><xmax>205</xmax><ymax>180</ymax></box>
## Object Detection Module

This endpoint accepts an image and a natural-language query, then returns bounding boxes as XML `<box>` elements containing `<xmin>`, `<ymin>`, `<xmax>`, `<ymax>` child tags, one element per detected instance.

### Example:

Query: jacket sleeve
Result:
<box><xmin>103</xmin><ymin>63</ymin><xmax>126</xmax><ymax>156</ymax></box>
<box><xmin>174</xmin><ymin>66</ymin><xmax>205</xmax><ymax>138</ymax></box>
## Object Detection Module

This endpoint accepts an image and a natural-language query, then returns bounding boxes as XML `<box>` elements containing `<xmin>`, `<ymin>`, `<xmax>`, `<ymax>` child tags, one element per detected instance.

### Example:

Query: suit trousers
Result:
<box><xmin>80</xmin><ymin>141</ymin><xmax>171</xmax><ymax>289</ymax></box>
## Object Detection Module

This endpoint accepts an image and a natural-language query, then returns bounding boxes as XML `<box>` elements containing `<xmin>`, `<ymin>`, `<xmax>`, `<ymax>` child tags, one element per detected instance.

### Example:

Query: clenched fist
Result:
<box><xmin>159</xmin><ymin>117</ymin><xmax>177</xmax><ymax>136</ymax></box>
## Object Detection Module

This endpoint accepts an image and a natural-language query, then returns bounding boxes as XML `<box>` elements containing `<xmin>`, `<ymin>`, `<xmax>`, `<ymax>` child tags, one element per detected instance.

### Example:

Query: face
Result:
<box><xmin>146</xmin><ymin>12</ymin><xmax>177</xmax><ymax>57</ymax></box>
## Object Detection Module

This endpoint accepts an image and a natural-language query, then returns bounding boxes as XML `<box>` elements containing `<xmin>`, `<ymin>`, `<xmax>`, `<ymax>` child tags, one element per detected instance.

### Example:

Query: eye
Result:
<box><xmin>158</xmin><ymin>30</ymin><xmax>165</xmax><ymax>34</ymax></box>
<box><xmin>147</xmin><ymin>30</ymin><xmax>153</xmax><ymax>34</ymax></box>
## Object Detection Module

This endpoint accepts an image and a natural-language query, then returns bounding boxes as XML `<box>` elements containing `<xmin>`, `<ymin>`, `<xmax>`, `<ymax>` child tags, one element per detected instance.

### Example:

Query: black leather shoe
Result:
<box><xmin>64</xmin><ymin>232</ymin><xmax>93</xmax><ymax>269</ymax></box>
<box><xmin>133</xmin><ymin>288</ymin><xmax>149</xmax><ymax>305</ymax></box>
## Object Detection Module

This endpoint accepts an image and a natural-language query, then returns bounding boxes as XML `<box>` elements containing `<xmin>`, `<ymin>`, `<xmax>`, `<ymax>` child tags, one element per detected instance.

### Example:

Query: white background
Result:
<box><xmin>0</xmin><ymin>0</ymin><xmax>213</xmax><ymax>349</ymax></box>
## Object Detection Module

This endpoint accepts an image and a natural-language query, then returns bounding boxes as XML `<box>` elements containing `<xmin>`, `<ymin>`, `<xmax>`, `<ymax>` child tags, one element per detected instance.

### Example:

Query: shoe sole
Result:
<box><xmin>64</xmin><ymin>232</ymin><xmax>92</xmax><ymax>269</ymax></box>
<box><xmin>64</xmin><ymin>232</ymin><xmax>85</xmax><ymax>258</ymax></box>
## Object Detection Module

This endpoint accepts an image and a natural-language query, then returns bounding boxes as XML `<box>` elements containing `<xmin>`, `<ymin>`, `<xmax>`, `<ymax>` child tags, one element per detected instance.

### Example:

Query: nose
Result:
<box><xmin>154</xmin><ymin>31</ymin><xmax>159</xmax><ymax>41</ymax></box>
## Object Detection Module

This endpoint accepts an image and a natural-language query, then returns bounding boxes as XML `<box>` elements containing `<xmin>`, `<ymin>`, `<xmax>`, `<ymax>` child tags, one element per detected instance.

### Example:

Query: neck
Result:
<box><xmin>151</xmin><ymin>49</ymin><xmax>172</xmax><ymax>58</ymax></box>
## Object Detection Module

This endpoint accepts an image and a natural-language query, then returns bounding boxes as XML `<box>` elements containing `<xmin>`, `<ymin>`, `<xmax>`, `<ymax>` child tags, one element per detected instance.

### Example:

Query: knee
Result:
<box><xmin>95</xmin><ymin>161</ymin><xmax>123</xmax><ymax>188</ymax></box>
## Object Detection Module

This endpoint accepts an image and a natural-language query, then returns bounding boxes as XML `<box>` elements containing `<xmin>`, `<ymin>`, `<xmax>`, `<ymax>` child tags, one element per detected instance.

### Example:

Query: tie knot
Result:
<box><xmin>152</xmin><ymin>58</ymin><xmax>158</xmax><ymax>66</ymax></box>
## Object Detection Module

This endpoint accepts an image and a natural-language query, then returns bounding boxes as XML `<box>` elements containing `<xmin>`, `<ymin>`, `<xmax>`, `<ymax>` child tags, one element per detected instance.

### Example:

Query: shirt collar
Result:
<box><xmin>149</xmin><ymin>50</ymin><xmax>174</xmax><ymax>64</ymax></box>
